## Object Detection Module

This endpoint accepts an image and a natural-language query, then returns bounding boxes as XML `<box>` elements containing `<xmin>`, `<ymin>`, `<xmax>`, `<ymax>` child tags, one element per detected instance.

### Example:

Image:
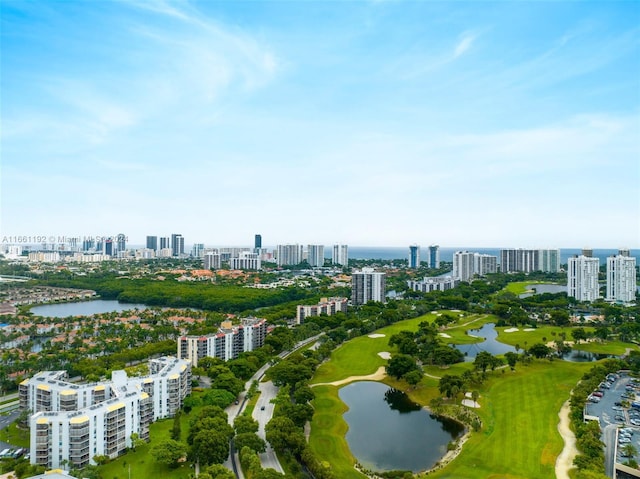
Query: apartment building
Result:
<box><xmin>20</xmin><ymin>357</ymin><xmax>191</xmax><ymax>469</ymax></box>
<box><xmin>296</xmin><ymin>297</ymin><xmax>348</xmax><ymax>324</ymax></box>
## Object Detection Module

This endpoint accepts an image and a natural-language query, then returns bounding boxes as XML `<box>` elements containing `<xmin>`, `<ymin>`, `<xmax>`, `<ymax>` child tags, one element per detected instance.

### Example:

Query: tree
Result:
<box><xmin>474</xmin><ymin>351</ymin><xmax>501</xmax><ymax>373</ymax></box>
<box><xmin>206</xmin><ymin>464</ymin><xmax>236</xmax><ymax>479</ymax></box>
<box><xmin>551</xmin><ymin>310</ymin><xmax>570</xmax><ymax>327</ymax></box>
<box><xmin>386</xmin><ymin>354</ymin><xmax>419</xmax><ymax>380</ymax></box>
<box><xmin>621</xmin><ymin>443</ymin><xmax>637</xmax><ymax>458</ymax></box>
<box><xmin>528</xmin><ymin>343</ymin><xmax>551</xmax><ymax>359</ymax></box>
<box><xmin>234</xmin><ymin>415</ymin><xmax>260</xmax><ymax>434</ymax></box>
<box><xmin>404</xmin><ymin>369</ymin><xmax>423</xmax><ymax>387</ymax></box>
<box><xmin>171</xmin><ymin>411</ymin><xmax>182</xmax><ymax>441</ymax></box>
<box><xmin>438</xmin><ymin>374</ymin><xmax>466</xmax><ymax>398</ymax></box>
<box><xmin>504</xmin><ymin>351</ymin><xmax>519</xmax><ymax>370</ymax></box>
<box><xmin>234</xmin><ymin>432</ymin><xmax>267</xmax><ymax>453</ymax></box>
<box><xmin>192</xmin><ymin>430</ymin><xmax>230</xmax><ymax>465</ymax></box>
<box><xmin>572</xmin><ymin>327</ymin><xmax>588</xmax><ymax>345</ymax></box>
<box><xmin>265</xmin><ymin>416</ymin><xmax>306</xmax><ymax>454</ymax></box>
<box><xmin>150</xmin><ymin>439</ymin><xmax>187</xmax><ymax>468</ymax></box>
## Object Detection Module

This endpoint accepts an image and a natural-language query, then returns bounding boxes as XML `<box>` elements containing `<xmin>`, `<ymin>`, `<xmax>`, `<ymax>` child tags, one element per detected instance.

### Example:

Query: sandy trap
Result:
<box><xmin>378</xmin><ymin>351</ymin><xmax>391</xmax><ymax>360</ymax></box>
<box><xmin>368</xmin><ymin>333</ymin><xmax>386</xmax><ymax>338</ymax></box>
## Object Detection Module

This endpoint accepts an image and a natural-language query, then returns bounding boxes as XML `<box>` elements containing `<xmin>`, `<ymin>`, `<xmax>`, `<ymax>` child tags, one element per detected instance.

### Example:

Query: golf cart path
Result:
<box><xmin>555</xmin><ymin>399</ymin><xmax>578</xmax><ymax>479</ymax></box>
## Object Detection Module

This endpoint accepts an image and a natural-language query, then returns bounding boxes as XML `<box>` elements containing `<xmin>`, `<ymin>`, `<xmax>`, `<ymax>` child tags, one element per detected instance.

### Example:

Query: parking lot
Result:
<box><xmin>585</xmin><ymin>372</ymin><xmax>640</xmax><ymax>477</ymax></box>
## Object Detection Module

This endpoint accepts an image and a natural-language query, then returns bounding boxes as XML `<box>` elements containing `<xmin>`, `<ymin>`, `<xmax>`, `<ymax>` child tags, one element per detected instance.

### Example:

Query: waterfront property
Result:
<box><xmin>19</xmin><ymin>356</ymin><xmax>191</xmax><ymax>469</ymax></box>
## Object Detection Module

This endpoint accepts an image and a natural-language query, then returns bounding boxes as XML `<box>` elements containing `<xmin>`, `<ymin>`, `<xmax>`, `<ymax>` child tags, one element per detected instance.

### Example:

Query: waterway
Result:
<box><xmin>454</xmin><ymin>323</ymin><xmax>517</xmax><ymax>361</ymax></box>
<box><xmin>339</xmin><ymin>381</ymin><xmax>464</xmax><ymax>473</ymax></box>
<box><xmin>30</xmin><ymin>300</ymin><xmax>148</xmax><ymax>318</ymax></box>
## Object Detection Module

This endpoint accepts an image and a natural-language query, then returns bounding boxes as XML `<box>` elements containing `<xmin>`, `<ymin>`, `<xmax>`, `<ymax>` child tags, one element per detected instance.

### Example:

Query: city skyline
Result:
<box><xmin>2</xmin><ymin>1</ymin><xmax>639</xmax><ymax>247</ymax></box>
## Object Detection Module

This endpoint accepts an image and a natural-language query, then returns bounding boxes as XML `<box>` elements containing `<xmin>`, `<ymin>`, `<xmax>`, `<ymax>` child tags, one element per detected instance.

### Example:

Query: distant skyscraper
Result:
<box><xmin>351</xmin><ymin>268</ymin><xmax>386</xmax><ymax>305</ymax></box>
<box><xmin>332</xmin><ymin>244</ymin><xmax>349</xmax><ymax>266</ymax></box>
<box><xmin>619</xmin><ymin>248</ymin><xmax>631</xmax><ymax>258</ymax></box>
<box><xmin>428</xmin><ymin>245</ymin><xmax>440</xmax><ymax>269</ymax></box>
<box><xmin>171</xmin><ymin>234</ymin><xmax>184</xmax><ymax>257</ymax></box>
<box><xmin>160</xmin><ymin>237</ymin><xmax>170</xmax><ymax>250</ymax></box>
<box><xmin>408</xmin><ymin>245</ymin><xmax>420</xmax><ymax>269</ymax></box>
<box><xmin>276</xmin><ymin>244</ymin><xmax>302</xmax><ymax>266</ymax></box>
<box><xmin>104</xmin><ymin>238</ymin><xmax>113</xmax><ymax>257</ymax></box>
<box><xmin>191</xmin><ymin>243</ymin><xmax>205</xmax><ymax>258</ymax></box>
<box><xmin>582</xmin><ymin>248</ymin><xmax>593</xmax><ymax>258</ymax></box>
<box><xmin>606</xmin><ymin>254</ymin><xmax>636</xmax><ymax>303</ymax></box>
<box><xmin>568</xmin><ymin>255</ymin><xmax>600</xmax><ymax>302</ymax></box>
<box><xmin>307</xmin><ymin>245</ymin><xmax>325</xmax><ymax>267</ymax></box>
<box><xmin>116</xmin><ymin>234</ymin><xmax>126</xmax><ymax>253</ymax></box>
<box><xmin>203</xmin><ymin>251</ymin><xmax>221</xmax><ymax>270</ymax></box>
<box><xmin>146</xmin><ymin>236</ymin><xmax>158</xmax><ymax>251</ymax></box>
<box><xmin>255</xmin><ymin>234</ymin><xmax>262</xmax><ymax>249</ymax></box>
<box><xmin>82</xmin><ymin>239</ymin><xmax>95</xmax><ymax>252</ymax></box>
<box><xmin>474</xmin><ymin>253</ymin><xmax>497</xmax><ymax>276</ymax></box>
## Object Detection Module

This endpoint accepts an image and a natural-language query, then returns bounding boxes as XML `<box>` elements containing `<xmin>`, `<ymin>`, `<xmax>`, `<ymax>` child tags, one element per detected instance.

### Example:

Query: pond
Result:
<box><xmin>562</xmin><ymin>349</ymin><xmax>616</xmax><ymax>362</ymax></box>
<box><xmin>519</xmin><ymin>283</ymin><xmax>567</xmax><ymax>298</ymax></box>
<box><xmin>339</xmin><ymin>381</ymin><xmax>464</xmax><ymax>473</ymax></box>
<box><xmin>453</xmin><ymin>323</ymin><xmax>517</xmax><ymax>361</ymax></box>
<box><xmin>30</xmin><ymin>300</ymin><xmax>148</xmax><ymax>318</ymax></box>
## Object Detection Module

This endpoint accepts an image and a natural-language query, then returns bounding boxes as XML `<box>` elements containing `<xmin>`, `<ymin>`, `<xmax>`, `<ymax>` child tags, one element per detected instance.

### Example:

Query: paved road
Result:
<box><xmin>253</xmin><ymin>380</ymin><xmax>283</xmax><ymax>473</ymax></box>
<box><xmin>603</xmin><ymin>423</ymin><xmax>618</xmax><ymax>478</ymax></box>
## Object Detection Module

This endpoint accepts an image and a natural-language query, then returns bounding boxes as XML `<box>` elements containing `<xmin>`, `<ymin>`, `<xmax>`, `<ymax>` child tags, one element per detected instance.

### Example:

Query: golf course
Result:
<box><xmin>308</xmin><ymin>312</ymin><xmax>595</xmax><ymax>479</ymax></box>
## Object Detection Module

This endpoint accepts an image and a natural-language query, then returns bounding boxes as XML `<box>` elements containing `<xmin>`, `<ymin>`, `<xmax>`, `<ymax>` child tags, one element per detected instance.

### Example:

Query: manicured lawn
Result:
<box><xmin>573</xmin><ymin>340</ymin><xmax>639</xmax><ymax>355</ymax></box>
<box><xmin>425</xmin><ymin>360</ymin><xmax>591</xmax><ymax>479</ymax></box>
<box><xmin>0</xmin><ymin>421</ymin><xmax>30</xmax><ymax>448</ymax></box>
<box><xmin>495</xmin><ymin>325</ymin><xmax>594</xmax><ymax>348</ymax></box>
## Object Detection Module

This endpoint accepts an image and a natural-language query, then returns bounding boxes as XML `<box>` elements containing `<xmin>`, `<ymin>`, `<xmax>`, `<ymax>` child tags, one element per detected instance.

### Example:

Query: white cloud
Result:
<box><xmin>453</xmin><ymin>32</ymin><xmax>476</xmax><ymax>58</ymax></box>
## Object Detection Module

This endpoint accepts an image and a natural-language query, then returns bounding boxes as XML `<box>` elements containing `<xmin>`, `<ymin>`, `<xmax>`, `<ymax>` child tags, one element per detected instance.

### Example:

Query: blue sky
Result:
<box><xmin>1</xmin><ymin>0</ymin><xmax>639</xmax><ymax>248</ymax></box>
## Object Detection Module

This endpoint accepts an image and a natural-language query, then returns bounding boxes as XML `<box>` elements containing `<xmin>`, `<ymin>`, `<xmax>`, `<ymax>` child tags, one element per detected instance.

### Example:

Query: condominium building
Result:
<box><xmin>20</xmin><ymin>357</ymin><xmax>191</xmax><ymax>470</ymax></box>
<box><xmin>28</xmin><ymin>252</ymin><xmax>61</xmax><ymax>263</ymax></box>
<box><xmin>567</xmin><ymin>255</ymin><xmax>600</xmax><ymax>302</ymax></box>
<box><xmin>452</xmin><ymin>251</ymin><xmax>475</xmax><ymax>282</ymax></box>
<box><xmin>351</xmin><ymin>268</ymin><xmax>386</xmax><ymax>305</ymax></box>
<box><xmin>453</xmin><ymin>251</ymin><xmax>498</xmax><ymax>281</ymax></box>
<box><xmin>407</xmin><ymin>276</ymin><xmax>459</xmax><ymax>293</ymax></box>
<box><xmin>500</xmin><ymin>248</ymin><xmax>561</xmax><ymax>273</ymax></box>
<box><xmin>276</xmin><ymin>244</ymin><xmax>302</xmax><ymax>266</ymax></box>
<box><xmin>191</xmin><ymin>243</ymin><xmax>205</xmax><ymax>258</ymax></box>
<box><xmin>229</xmin><ymin>252</ymin><xmax>261</xmax><ymax>270</ymax></box>
<box><xmin>203</xmin><ymin>251</ymin><xmax>221</xmax><ymax>270</ymax></box>
<box><xmin>296</xmin><ymin>297</ymin><xmax>348</xmax><ymax>324</ymax></box>
<box><xmin>171</xmin><ymin>234</ymin><xmax>184</xmax><ymax>257</ymax></box>
<box><xmin>254</xmin><ymin>234</ymin><xmax>262</xmax><ymax>249</ymax></box>
<box><xmin>178</xmin><ymin>318</ymin><xmax>268</xmax><ymax>366</ymax></box>
<box><xmin>606</xmin><ymin>254</ymin><xmax>637</xmax><ymax>304</ymax></box>
<box><xmin>332</xmin><ymin>244</ymin><xmax>349</xmax><ymax>266</ymax></box>
<box><xmin>307</xmin><ymin>245</ymin><xmax>325</xmax><ymax>267</ymax></box>
<box><xmin>428</xmin><ymin>245</ymin><xmax>440</xmax><ymax>269</ymax></box>
<box><xmin>408</xmin><ymin>245</ymin><xmax>420</xmax><ymax>269</ymax></box>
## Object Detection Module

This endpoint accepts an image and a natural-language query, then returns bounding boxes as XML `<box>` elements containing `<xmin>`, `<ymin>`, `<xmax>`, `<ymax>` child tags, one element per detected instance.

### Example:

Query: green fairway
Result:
<box><xmin>572</xmin><ymin>340</ymin><xmax>639</xmax><ymax>355</ymax></box>
<box><xmin>426</xmin><ymin>361</ymin><xmax>590</xmax><ymax>479</ymax></box>
<box><xmin>495</xmin><ymin>325</ymin><xmax>594</xmax><ymax>348</ymax></box>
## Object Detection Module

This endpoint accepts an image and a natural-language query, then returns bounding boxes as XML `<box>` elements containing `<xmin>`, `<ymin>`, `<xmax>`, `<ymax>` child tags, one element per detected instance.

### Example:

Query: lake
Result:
<box><xmin>339</xmin><ymin>381</ymin><xmax>464</xmax><ymax>473</ymax></box>
<box><xmin>454</xmin><ymin>323</ymin><xmax>517</xmax><ymax>360</ymax></box>
<box><xmin>519</xmin><ymin>283</ymin><xmax>567</xmax><ymax>298</ymax></box>
<box><xmin>30</xmin><ymin>300</ymin><xmax>148</xmax><ymax>318</ymax></box>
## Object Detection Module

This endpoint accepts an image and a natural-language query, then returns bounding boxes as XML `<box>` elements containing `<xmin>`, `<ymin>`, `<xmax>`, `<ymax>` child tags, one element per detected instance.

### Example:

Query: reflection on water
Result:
<box><xmin>340</xmin><ymin>381</ymin><xmax>464</xmax><ymax>473</ymax></box>
<box><xmin>519</xmin><ymin>283</ymin><xmax>567</xmax><ymax>298</ymax></box>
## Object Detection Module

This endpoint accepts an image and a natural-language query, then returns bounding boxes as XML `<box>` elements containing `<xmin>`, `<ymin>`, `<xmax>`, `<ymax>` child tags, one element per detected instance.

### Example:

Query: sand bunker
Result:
<box><xmin>439</xmin><ymin>333</ymin><xmax>452</xmax><ymax>338</ymax></box>
<box><xmin>504</xmin><ymin>328</ymin><xmax>519</xmax><ymax>333</ymax></box>
<box><xmin>378</xmin><ymin>351</ymin><xmax>391</xmax><ymax>360</ymax></box>
<box><xmin>524</xmin><ymin>328</ymin><xmax>535</xmax><ymax>331</ymax></box>
<box><xmin>368</xmin><ymin>334</ymin><xmax>386</xmax><ymax>338</ymax></box>
<box><xmin>461</xmin><ymin>399</ymin><xmax>480</xmax><ymax>408</ymax></box>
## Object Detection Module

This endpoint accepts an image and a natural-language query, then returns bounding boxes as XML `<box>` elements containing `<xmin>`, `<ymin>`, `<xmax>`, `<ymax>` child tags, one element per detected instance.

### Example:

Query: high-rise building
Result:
<box><xmin>307</xmin><ymin>245</ymin><xmax>325</xmax><ymax>267</ymax></box>
<box><xmin>453</xmin><ymin>251</ymin><xmax>475</xmax><ymax>282</ymax></box>
<box><xmin>619</xmin><ymin>248</ymin><xmax>631</xmax><ymax>258</ymax></box>
<box><xmin>582</xmin><ymin>248</ymin><xmax>593</xmax><ymax>258</ymax></box>
<box><xmin>606</xmin><ymin>254</ymin><xmax>636</xmax><ymax>304</ymax></box>
<box><xmin>116</xmin><ymin>234</ymin><xmax>126</xmax><ymax>253</ymax></box>
<box><xmin>171</xmin><ymin>234</ymin><xmax>184</xmax><ymax>257</ymax></box>
<box><xmin>500</xmin><ymin>248</ymin><xmax>560</xmax><ymax>273</ymax></box>
<box><xmin>276</xmin><ymin>244</ymin><xmax>302</xmax><ymax>266</ymax></box>
<box><xmin>104</xmin><ymin>238</ymin><xmax>113</xmax><ymax>257</ymax></box>
<box><xmin>568</xmin><ymin>255</ymin><xmax>600</xmax><ymax>302</ymax></box>
<box><xmin>203</xmin><ymin>251</ymin><xmax>221</xmax><ymax>270</ymax></box>
<box><xmin>160</xmin><ymin>237</ymin><xmax>170</xmax><ymax>250</ymax></box>
<box><xmin>474</xmin><ymin>253</ymin><xmax>498</xmax><ymax>276</ymax></box>
<box><xmin>408</xmin><ymin>245</ymin><xmax>420</xmax><ymax>269</ymax></box>
<box><xmin>230</xmin><ymin>252</ymin><xmax>261</xmax><ymax>270</ymax></box>
<box><xmin>332</xmin><ymin>244</ymin><xmax>349</xmax><ymax>266</ymax></box>
<box><xmin>407</xmin><ymin>276</ymin><xmax>459</xmax><ymax>293</ymax></box>
<box><xmin>351</xmin><ymin>267</ymin><xmax>386</xmax><ymax>305</ymax></box>
<box><xmin>428</xmin><ymin>245</ymin><xmax>440</xmax><ymax>269</ymax></box>
<box><xmin>255</xmin><ymin>234</ymin><xmax>262</xmax><ymax>249</ymax></box>
<box><xmin>296</xmin><ymin>297</ymin><xmax>348</xmax><ymax>325</ymax></box>
<box><xmin>191</xmin><ymin>243</ymin><xmax>205</xmax><ymax>258</ymax></box>
<box><xmin>82</xmin><ymin>239</ymin><xmax>95</xmax><ymax>252</ymax></box>
<box><xmin>146</xmin><ymin>236</ymin><xmax>158</xmax><ymax>251</ymax></box>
